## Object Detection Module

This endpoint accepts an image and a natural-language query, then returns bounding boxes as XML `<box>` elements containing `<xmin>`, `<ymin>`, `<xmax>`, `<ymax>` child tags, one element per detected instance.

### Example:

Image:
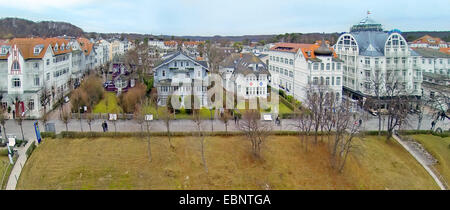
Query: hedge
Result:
<box><xmin>39</xmin><ymin>130</ymin><xmax>450</xmax><ymax>140</ymax></box>
<box><xmin>41</xmin><ymin>132</ymin><xmax>56</xmax><ymax>139</ymax></box>
<box><xmin>25</xmin><ymin>142</ymin><xmax>36</xmax><ymax>158</ymax></box>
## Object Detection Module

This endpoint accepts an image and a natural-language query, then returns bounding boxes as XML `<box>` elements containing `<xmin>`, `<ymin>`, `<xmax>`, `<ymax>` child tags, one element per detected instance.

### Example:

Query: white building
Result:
<box><xmin>220</xmin><ymin>53</ymin><xmax>270</xmax><ymax>99</ymax></box>
<box><xmin>410</xmin><ymin>35</ymin><xmax>448</xmax><ymax>50</ymax></box>
<box><xmin>268</xmin><ymin>41</ymin><xmax>343</xmax><ymax>103</ymax></box>
<box><xmin>0</xmin><ymin>37</ymin><xmax>73</xmax><ymax>119</ymax></box>
<box><xmin>153</xmin><ymin>51</ymin><xmax>209</xmax><ymax>107</ymax></box>
<box><xmin>334</xmin><ymin>16</ymin><xmax>421</xmax><ymax>99</ymax></box>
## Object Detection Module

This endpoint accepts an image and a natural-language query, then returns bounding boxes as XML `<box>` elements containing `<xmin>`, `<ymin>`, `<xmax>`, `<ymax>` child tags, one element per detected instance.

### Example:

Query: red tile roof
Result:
<box><xmin>0</xmin><ymin>37</ymin><xmax>71</xmax><ymax>60</ymax></box>
<box><xmin>270</xmin><ymin>42</ymin><xmax>337</xmax><ymax>59</ymax></box>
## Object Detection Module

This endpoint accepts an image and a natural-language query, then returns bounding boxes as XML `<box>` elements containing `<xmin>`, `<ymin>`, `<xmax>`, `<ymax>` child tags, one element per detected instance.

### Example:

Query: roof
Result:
<box><xmin>77</xmin><ymin>37</ymin><xmax>94</xmax><ymax>56</ymax></box>
<box><xmin>412</xmin><ymin>35</ymin><xmax>447</xmax><ymax>45</ymax></box>
<box><xmin>439</xmin><ymin>48</ymin><xmax>450</xmax><ymax>55</ymax></box>
<box><xmin>222</xmin><ymin>53</ymin><xmax>270</xmax><ymax>77</ymax></box>
<box><xmin>154</xmin><ymin>51</ymin><xmax>208</xmax><ymax>70</ymax></box>
<box><xmin>164</xmin><ymin>40</ymin><xmax>178</xmax><ymax>47</ymax></box>
<box><xmin>412</xmin><ymin>48</ymin><xmax>450</xmax><ymax>58</ymax></box>
<box><xmin>350</xmin><ymin>31</ymin><xmax>390</xmax><ymax>56</ymax></box>
<box><xmin>270</xmin><ymin>42</ymin><xmax>339</xmax><ymax>61</ymax></box>
<box><xmin>1</xmin><ymin>37</ymin><xmax>72</xmax><ymax>60</ymax></box>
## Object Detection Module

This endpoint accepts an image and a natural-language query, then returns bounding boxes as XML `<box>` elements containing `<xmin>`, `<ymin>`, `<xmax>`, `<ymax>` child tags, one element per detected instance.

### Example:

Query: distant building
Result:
<box><xmin>220</xmin><ymin>53</ymin><xmax>270</xmax><ymax>99</ymax></box>
<box><xmin>268</xmin><ymin>40</ymin><xmax>343</xmax><ymax>103</ymax></box>
<box><xmin>334</xmin><ymin>15</ymin><xmax>421</xmax><ymax>100</ymax></box>
<box><xmin>410</xmin><ymin>35</ymin><xmax>448</xmax><ymax>50</ymax></box>
<box><xmin>153</xmin><ymin>51</ymin><xmax>209</xmax><ymax>107</ymax></box>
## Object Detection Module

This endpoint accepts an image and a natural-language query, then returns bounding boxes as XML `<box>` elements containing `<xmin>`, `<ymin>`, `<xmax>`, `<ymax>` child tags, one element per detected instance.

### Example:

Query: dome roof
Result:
<box><xmin>314</xmin><ymin>40</ymin><xmax>333</xmax><ymax>56</ymax></box>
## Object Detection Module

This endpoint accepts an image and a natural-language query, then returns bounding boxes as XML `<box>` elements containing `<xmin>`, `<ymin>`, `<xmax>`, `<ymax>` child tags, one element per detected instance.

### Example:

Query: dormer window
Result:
<box><xmin>1</xmin><ymin>46</ymin><xmax>10</xmax><ymax>55</ymax></box>
<box><xmin>61</xmin><ymin>44</ymin><xmax>65</xmax><ymax>51</ymax></box>
<box><xmin>54</xmin><ymin>44</ymin><xmax>58</xmax><ymax>52</ymax></box>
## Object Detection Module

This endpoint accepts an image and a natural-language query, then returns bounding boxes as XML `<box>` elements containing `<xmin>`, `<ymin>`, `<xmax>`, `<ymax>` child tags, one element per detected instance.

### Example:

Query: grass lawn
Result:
<box><xmin>0</xmin><ymin>155</ymin><xmax>12</xmax><ymax>189</ymax></box>
<box><xmin>93</xmin><ymin>92</ymin><xmax>123</xmax><ymax>114</ymax></box>
<box><xmin>17</xmin><ymin>135</ymin><xmax>438</xmax><ymax>190</ymax></box>
<box><xmin>409</xmin><ymin>134</ymin><xmax>450</xmax><ymax>183</ymax></box>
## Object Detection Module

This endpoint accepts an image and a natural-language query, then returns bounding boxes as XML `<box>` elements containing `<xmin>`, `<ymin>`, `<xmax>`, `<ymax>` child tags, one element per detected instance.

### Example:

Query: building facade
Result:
<box><xmin>220</xmin><ymin>53</ymin><xmax>270</xmax><ymax>100</ymax></box>
<box><xmin>153</xmin><ymin>51</ymin><xmax>209</xmax><ymax>107</ymax></box>
<box><xmin>268</xmin><ymin>41</ymin><xmax>343</xmax><ymax>103</ymax></box>
<box><xmin>0</xmin><ymin>38</ymin><xmax>73</xmax><ymax>119</ymax></box>
<box><xmin>334</xmin><ymin>16</ymin><xmax>421</xmax><ymax>99</ymax></box>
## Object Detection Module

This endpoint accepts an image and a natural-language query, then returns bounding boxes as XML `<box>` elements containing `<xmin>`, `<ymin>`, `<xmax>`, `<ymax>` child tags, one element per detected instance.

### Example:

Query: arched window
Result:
<box><xmin>12</xmin><ymin>61</ymin><xmax>20</xmax><ymax>71</ymax></box>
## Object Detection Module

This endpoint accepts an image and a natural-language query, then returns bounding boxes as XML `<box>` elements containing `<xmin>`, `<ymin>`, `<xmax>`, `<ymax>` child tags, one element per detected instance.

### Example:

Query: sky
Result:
<box><xmin>0</xmin><ymin>0</ymin><xmax>449</xmax><ymax>36</ymax></box>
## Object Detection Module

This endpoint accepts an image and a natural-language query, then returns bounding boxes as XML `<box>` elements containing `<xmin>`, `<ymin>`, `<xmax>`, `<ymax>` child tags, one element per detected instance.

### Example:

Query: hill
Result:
<box><xmin>0</xmin><ymin>17</ymin><xmax>84</xmax><ymax>39</ymax></box>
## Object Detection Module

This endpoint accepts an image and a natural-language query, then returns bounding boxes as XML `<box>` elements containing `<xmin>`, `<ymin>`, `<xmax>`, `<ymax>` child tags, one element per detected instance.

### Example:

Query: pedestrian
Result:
<box><xmin>431</xmin><ymin>120</ymin><xmax>436</xmax><ymax>130</ymax></box>
<box><xmin>359</xmin><ymin>118</ymin><xmax>362</xmax><ymax>126</ymax></box>
<box><xmin>105</xmin><ymin>121</ymin><xmax>108</xmax><ymax>132</ymax></box>
<box><xmin>234</xmin><ymin>116</ymin><xmax>237</xmax><ymax>125</ymax></box>
<box><xmin>102</xmin><ymin>121</ymin><xmax>106</xmax><ymax>132</ymax></box>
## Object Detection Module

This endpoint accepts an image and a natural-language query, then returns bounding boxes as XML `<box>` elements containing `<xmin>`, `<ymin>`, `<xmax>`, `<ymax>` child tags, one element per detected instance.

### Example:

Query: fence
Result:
<box><xmin>70</xmin><ymin>113</ymin><xmax>134</xmax><ymax>120</ymax></box>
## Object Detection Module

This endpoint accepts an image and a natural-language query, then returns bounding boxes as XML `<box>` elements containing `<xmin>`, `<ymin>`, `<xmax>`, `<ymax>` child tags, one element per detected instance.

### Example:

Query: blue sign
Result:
<box><xmin>34</xmin><ymin>121</ymin><xmax>42</xmax><ymax>144</ymax></box>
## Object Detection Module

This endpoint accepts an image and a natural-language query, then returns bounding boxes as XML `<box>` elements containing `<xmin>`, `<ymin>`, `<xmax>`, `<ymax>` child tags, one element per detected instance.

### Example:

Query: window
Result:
<box><xmin>289</xmin><ymin>59</ymin><xmax>293</xmax><ymax>65</ymax></box>
<box><xmin>174</xmin><ymin>61</ymin><xmax>177</xmax><ymax>67</ymax></box>
<box><xmin>28</xmin><ymin>99</ymin><xmax>35</xmax><ymax>111</ymax></box>
<box><xmin>34</xmin><ymin>76</ymin><xmax>40</xmax><ymax>86</ymax></box>
<box><xmin>325</xmin><ymin>77</ymin><xmax>330</xmax><ymax>85</ymax></box>
<box><xmin>326</xmin><ymin>63</ymin><xmax>330</xmax><ymax>70</ymax></box>
<box><xmin>47</xmin><ymin>59</ymin><xmax>50</xmax><ymax>65</ymax></box>
<box><xmin>336</xmin><ymin>77</ymin><xmax>341</xmax><ymax>86</ymax></box>
<box><xmin>313</xmin><ymin>77</ymin><xmax>318</xmax><ymax>85</ymax></box>
<box><xmin>34</xmin><ymin>63</ymin><xmax>39</xmax><ymax>69</ymax></box>
<box><xmin>320</xmin><ymin>63</ymin><xmax>324</xmax><ymax>70</ymax></box>
<box><xmin>289</xmin><ymin>71</ymin><xmax>293</xmax><ymax>77</ymax></box>
<box><xmin>12</xmin><ymin>78</ymin><xmax>20</xmax><ymax>87</ymax></box>
<box><xmin>12</xmin><ymin>61</ymin><xmax>20</xmax><ymax>71</ymax></box>
<box><xmin>336</xmin><ymin>63</ymin><xmax>341</xmax><ymax>70</ymax></box>
<box><xmin>47</xmin><ymin>73</ymin><xmax>50</xmax><ymax>81</ymax></box>
<box><xmin>280</xmin><ymin>58</ymin><xmax>284</xmax><ymax>63</ymax></box>
<box><xmin>162</xmin><ymin>70</ymin><xmax>166</xmax><ymax>77</ymax></box>
<box><xmin>197</xmin><ymin>70</ymin><xmax>201</xmax><ymax>77</ymax></box>
<box><xmin>313</xmin><ymin>63</ymin><xmax>319</xmax><ymax>70</ymax></box>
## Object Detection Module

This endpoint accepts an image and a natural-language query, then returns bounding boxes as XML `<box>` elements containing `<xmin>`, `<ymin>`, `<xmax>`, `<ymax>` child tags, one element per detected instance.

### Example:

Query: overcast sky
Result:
<box><xmin>0</xmin><ymin>0</ymin><xmax>448</xmax><ymax>36</ymax></box>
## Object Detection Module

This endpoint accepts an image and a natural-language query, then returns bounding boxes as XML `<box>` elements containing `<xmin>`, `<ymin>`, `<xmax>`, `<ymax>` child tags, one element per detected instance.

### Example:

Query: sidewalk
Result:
<box><xmin>392</xmin><ymin>134</ymin><xmax>446</xmax><ymax>190</ymax></box>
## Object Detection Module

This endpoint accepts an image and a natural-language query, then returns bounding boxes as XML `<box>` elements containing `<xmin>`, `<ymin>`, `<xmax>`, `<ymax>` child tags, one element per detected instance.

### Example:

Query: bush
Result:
<box><xmin>41</xmin><ymin>132</ymin><xmax>56</xmax><ymax>139</ymax></box>
<box><xmin>26</xmin><ymin>142</ymin><xmax>36</xmax><ymax>158</ymax></box>
<box><xmin>0</xmin><ymin>148</ymin><xmax>8</xmax><ymax>156</ymax></box>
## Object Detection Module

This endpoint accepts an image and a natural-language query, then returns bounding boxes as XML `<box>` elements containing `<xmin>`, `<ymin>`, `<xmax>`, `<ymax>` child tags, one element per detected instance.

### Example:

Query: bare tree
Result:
<box><xmin>134</xmin><ymin>102</ymin><xmax>152</xmax><ymax>162</ymax></box>
<box><xmin>61</xmin><ymin>109</ymin><xmax>71</xmax><ymax>132</ymax></box>
<box><xmin>86</xmin><ymin>113</ymin><xmax>94</xmax><ymax>132</ymax></box>
<box><xmin>220</xmin><ymin>110</ymin><xmax>232</xmax><ymax>133</ymax></box>
<box><xmin>71</xmin><ymin>88</ymin><xmax>88</xmax><ymax>132</ymax></box>
<box><xmin>304</xmin><ymin>84</ymin><xmax>328</xmax><ymax>144</ymax></box>
<box><xmin>193</xmin><ymin>109</ymin><xmax>208</xmax><ymax>172</ymax></box>
<box><xmin>384</xmin><ymin>77</ymin><xmax>411</xmax><ymax>140</ymax></box>
<box><xmin>160</xmin><ymin>103</ymin><xmax>174</xmax><ymax>149</ymax></box>
<box><xmin>330</xmin><ymin>99</ymin><xmax>362</xmax><ymax>173</ymax></box>
<box><xmin>14</xmin><ymin>102</ymin><xmax>25</xmax><ymax>141</ymax></box>
<box><xmin>239</xmin><ymin>110</ymin><xmax>272</xmax><ymax>158</ymax></box>
<box><xmin>293</xmin><ymin>109</ymin><xmax>313</xmax><ymax>152</ymax></box>
<box><xmin>0</xmin><ymin>107</ymin><xmax>8</xmax><ymax>141</ymax></box>
<box><xmin>205</xmin><ymin>42</ymin><xmax>226</xmax><ymax>74</ymax></box>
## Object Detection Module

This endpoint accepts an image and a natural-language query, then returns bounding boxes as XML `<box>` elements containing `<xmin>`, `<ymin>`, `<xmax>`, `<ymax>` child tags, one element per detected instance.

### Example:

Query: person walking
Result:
<box><xmin>431</xmin><ymin>120</ymin><xmax>436</xmax><ymax>131</ymax></box>
<box><xmin>104</xmin><ymin>121</ymin><xmax>108</xmax><ymax>132</ymax></box>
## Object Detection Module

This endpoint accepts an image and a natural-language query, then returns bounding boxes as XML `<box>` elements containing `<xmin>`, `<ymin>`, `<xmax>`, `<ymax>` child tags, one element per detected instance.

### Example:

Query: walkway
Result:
<box><xmin>392</xmin><ymin>134</ymin><xmax>447</xmax><ymax>190</ymax></box>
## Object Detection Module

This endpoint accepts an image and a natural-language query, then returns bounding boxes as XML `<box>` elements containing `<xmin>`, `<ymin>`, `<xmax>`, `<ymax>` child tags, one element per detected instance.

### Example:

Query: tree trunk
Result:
<box><xmin>146</xmin><ymin>122</ymin><xmax>152</xmax><ymax>162</ymax></box>
<box><xmin>20</xmin><ymin>124</ymin><xmax>25</xmax><ymax>141</ymax></box>
<box><xmin>201</xmin><ymin>137</ymin><xmax>208</xmax><ymax>172</ymax></box>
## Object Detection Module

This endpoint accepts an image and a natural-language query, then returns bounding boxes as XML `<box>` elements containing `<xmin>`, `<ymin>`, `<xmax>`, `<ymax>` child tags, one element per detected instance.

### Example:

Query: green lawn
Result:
<box><xmin>93</xmin><ymin>92</ymin><xmax>123</xmax><ymax>114</ymax></box>
<box><xmin>0</xmin><ymin>155</ymin><xmax>12</xmax><ymax>189</ymax></box>
<box><xmin>409</xmin><ymin>134</ymin><xmax>450</xmax><ymax>183</ymax></box>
